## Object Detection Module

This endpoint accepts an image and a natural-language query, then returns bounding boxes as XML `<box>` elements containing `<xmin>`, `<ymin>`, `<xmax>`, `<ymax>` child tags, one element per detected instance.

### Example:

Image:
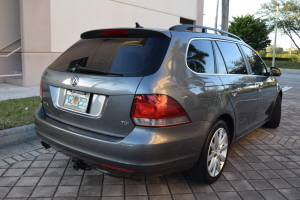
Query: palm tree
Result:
<box><xmin>221</xmin><ymin>0</ymin><xmax>230</xmax><ymax>31</ymax></box>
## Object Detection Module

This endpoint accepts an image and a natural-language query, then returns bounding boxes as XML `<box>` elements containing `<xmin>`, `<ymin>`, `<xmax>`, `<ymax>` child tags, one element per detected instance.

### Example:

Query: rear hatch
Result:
<box><xmin>41</xmin><ymin>28</ymin><xmax>171</xmax><ymax>138</ymax></box>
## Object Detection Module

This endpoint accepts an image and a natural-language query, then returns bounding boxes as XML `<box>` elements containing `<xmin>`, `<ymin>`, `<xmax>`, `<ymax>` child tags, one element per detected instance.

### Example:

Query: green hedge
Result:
<box><xmin>262</xmin><ymin>53</ymin><xmax>300</xmax><ymax>62</ymax></box>
<box><xmin>261</xmin><ymin>57</ymin><xmax>291</xmax><ymax>61</ymax></box>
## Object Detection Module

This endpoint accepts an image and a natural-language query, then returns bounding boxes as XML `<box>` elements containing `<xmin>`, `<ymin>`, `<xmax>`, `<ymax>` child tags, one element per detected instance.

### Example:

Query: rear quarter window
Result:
<box><xmin>186</xmin><ymin>40</ymin><xmax>215</xmax><ymax>74</ymax></box>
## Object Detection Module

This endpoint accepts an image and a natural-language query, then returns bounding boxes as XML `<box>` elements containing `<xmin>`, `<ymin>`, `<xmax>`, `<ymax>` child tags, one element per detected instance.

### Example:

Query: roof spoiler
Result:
<box><xmin>81</xmin><ymin>28</ymin><xmax>170</xmax><ymax>39</ymax></box>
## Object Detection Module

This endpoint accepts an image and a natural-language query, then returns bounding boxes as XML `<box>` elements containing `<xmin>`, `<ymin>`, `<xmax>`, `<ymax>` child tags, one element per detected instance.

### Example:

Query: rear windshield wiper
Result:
<box><xmin>73</xmin><ymin>65</ymin><xmax>123</xmax><ymax>76</ymax></box>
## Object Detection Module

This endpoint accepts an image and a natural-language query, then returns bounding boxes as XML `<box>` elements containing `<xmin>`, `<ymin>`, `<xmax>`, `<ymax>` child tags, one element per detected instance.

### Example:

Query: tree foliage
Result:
<box><xmin>228</xmin><ymin>15</ymin><xmax>272</xmax><ymax>51</ymax></box>
<box><xmin>285</xmin><ymin>47</ymin><xmax>300</xmax><ymax>54</ymax></box>
<box><xmin>258</xmin><ymin>0</ymin><xmax>300</xmax><ymax>51</ymax></box>
<box><xmin>266</xmin><ymin>45</ymin><xmax>284</xmax><ymax>54</ymax></box>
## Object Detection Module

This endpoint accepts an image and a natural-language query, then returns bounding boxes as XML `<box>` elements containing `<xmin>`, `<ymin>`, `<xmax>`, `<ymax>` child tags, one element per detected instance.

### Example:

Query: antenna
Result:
<box><xmin>135</xmin><ymin>22</ymin><xmax>144</xmax><ymax>28</ymax></box>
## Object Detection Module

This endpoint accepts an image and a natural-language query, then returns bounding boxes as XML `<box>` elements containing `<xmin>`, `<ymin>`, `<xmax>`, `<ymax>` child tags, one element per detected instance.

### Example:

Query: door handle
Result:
<box><xmin>229</xmin><ymin>90</ymin><xmax>238</xmax><ymax>96</ymax></box>
<box><xmin>257</xmin><ymin>83</ymin><xmax>263</xmax><ymax>90</ymax></box>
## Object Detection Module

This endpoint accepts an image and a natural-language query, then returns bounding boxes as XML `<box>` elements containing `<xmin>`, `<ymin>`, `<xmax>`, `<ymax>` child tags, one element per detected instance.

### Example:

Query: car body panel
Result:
<box><xmin>41</xmin><ymin>69</ymin><xmax>143</xmax><ymax>137</ymax></box>
<box><xmin>255</xmin><ymin>75</ymin><xmax>278</xmax><ymax>123</ymax></box>
<box><xmin>35</xmin><ymin>103</ymin><xmax>211</xmax><ymax>178</ymax></box>
<box><xmin>218</xmin><ymin>74</ymin><xmax>258</xmax><ymax>138</ymax></box>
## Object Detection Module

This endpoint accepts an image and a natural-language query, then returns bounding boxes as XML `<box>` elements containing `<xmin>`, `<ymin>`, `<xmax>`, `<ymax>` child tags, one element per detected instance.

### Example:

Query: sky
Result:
<box><xmin>203</xmin><ymin>0</ymin><xmax>298</xmax><ymax>50</ymax></box>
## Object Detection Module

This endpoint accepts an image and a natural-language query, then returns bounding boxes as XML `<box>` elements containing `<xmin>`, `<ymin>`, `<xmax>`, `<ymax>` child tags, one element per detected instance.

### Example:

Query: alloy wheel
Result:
<box><xmin>207</xmin><ymin>127</ymin><xmax>228</xmax><ymax>177</ymax></box>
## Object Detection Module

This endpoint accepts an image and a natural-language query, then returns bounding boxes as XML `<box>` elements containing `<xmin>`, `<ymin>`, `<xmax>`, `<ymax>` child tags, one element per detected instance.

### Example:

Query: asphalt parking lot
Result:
<box><xmin>0</xmin><ymin>69</ymin><xmax>299</xmax><ymax>200</ymax></box>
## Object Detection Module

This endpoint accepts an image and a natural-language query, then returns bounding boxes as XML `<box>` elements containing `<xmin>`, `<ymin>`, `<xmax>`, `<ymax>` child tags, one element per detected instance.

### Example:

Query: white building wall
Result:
<box><xmin>50</xmin><ymin>0</ymin><xmax>197</xmax><ymax>52</ymax></box>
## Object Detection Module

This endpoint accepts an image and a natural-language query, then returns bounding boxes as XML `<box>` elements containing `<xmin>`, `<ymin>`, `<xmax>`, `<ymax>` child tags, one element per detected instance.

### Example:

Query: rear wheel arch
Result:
<box><xmin>186</xmin><ymin>119</ymin><xmax>230</xmax><ymax>183</ymax></box>
<box><xmin>279</xmin><ymin>90</ymin><xmax>283</xmax><ymax>100</ymax></box>
<box><xmin>218</xmin><ymin>114</ymin><xmax>234</xmax><ymax>145</ymax></box>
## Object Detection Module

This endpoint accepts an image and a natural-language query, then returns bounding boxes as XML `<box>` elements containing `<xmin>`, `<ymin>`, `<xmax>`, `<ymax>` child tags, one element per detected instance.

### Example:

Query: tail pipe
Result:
<box><xmin>41</xmin><ymin>141</ymin><xmax>51</xmax><ymax>149</ymax></box>
<box><xmin>72</xmin><ymin>159</ymin><xmax>92</xmax><ymax>171</ymax></box>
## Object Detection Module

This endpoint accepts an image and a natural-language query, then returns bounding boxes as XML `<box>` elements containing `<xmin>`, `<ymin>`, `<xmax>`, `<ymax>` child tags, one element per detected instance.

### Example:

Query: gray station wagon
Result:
<box><xmin>35</xmin><ymin>24</ymin><xmax>282</xmax><ymax>183</ymax></box>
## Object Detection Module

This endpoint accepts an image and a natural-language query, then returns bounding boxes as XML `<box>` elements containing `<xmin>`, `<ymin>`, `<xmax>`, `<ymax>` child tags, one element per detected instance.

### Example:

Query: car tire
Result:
<box><xmin>186</xmin><ymin>120</ymin><xmax>229</xmax><ymax>184</ymax></box>
<box><xmin>264</xmin><ymin>95</ymin><xmax>281</xmax><ymax>128</ymax></box>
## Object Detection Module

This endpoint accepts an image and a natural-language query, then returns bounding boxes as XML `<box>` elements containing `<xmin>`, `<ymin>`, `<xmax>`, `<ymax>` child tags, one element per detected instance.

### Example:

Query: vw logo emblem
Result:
<box><xmin>71</xmin><ymin>76</ymin><xmax>79</xmax><ymax>87</ymax></box>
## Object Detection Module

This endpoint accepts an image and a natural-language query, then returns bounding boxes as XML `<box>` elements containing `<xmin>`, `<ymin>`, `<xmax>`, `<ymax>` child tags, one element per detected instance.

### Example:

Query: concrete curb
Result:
<box><xmin>0</xmin><ymin>123</ymin><xmax>47</xmax><ymax>166</ymax></box>
<box><xmin>0</xmin><ymin>123</ymin><xmax>36</xmax><ymax>148</ymax></box>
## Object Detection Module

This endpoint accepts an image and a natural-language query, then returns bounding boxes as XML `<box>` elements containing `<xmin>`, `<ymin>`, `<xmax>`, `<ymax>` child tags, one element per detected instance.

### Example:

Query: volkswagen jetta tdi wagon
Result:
<box><xmin>35</xmin><ymin>24</ymin><xmax>282</xmax><ymax>183</ymax></box>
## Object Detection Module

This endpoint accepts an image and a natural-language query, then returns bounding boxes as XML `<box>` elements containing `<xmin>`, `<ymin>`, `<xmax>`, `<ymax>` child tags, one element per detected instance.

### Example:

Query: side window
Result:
<box><xmin>216</xmin><ymin>41</ymin><xmax>248</xmax><ymax>74</ymax></box>
<box><xmin>212</xmin><ymin>41</ymin><xmax>227</xmax><ymax>74</ymax></box>
<box><xmin>241</xmin><ymin>45</ymin><xmax>267</xmax><ymax>75</ymax></box>
<box><xmin>187</xmin><ymin>40</ymin><xmax>215</xmax><ymax>73</ymax></box>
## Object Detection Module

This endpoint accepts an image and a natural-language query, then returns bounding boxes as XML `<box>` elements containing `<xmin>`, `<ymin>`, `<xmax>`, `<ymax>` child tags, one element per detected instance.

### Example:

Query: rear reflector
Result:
<box><xmin>131</xmin><ymin>94</ymin><xmax>191</xmax><ymax>127</ymax></box>
<box><xmin>101</xmin><ymin>164</ymin><xmax>135</xmax><ymax>173</ymax></box>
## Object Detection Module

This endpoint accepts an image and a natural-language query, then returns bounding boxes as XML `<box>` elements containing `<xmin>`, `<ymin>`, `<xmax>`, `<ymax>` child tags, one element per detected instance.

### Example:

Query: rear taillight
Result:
<box><xmin>131</xmin><ymin>94</ymin><xmax>191</xmax><ymax>127</ymax></box>
<box><xmin>40</xmin><ymin>81</ymin><xmax>43</xmax><ymax>101</ymax></box>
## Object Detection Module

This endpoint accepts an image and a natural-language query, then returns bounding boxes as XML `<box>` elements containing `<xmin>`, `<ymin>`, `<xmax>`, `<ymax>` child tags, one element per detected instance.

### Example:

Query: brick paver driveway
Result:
<box><xmin>0</xmin><ymin>91</ymin><xmax>299</xmax><ymax>200</ymax></box>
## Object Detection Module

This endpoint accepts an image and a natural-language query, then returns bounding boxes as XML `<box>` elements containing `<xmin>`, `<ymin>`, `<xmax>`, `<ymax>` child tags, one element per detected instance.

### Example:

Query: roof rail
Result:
<box><xmin>169</xmin><ymin>24</ymin><xmax>243</xmax><ymax>42</ymax></box>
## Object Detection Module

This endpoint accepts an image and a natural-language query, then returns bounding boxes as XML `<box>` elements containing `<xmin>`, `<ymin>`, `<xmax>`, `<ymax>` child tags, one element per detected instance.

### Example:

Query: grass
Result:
<box><xmin>263</xmin><ymin>60</ymin><xmax>300</xmax><ymax>70</ymax></box>
<box><xmin>0</xmin><ymin>96</ymin><xmax>40</xmax><ymax>130</ymax></box>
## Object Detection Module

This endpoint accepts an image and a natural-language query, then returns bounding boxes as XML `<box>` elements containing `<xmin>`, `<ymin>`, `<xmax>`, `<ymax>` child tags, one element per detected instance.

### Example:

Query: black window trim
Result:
<box><xmin>212</xmin><ymin>40</ymin><xmax>227</xmax><ymax>74</ymax></box>
<box><xmin>237</xmin><ymin>43</ymin><xmax>252</xmax><ymax>75</ymax></box>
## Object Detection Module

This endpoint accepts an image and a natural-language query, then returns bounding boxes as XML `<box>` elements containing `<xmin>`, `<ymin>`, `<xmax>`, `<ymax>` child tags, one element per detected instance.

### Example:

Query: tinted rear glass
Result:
<box><xmin>240</xmin><ymin>45</ymin><xmax>267</xmax><ymax>75</ymax></box>
<box><xmin>187</xmin><ymin>40</ymin><xmax>215</xmax><ymax>73</ymax></box>
<box><xmin>216</xmin><ymin>41</ymin><xmax>248</xmax><ymax>74</ymax></box>
<box><xmin>48</xmin><ymin>38</ymin><xmax>170</xmax><ymax>77</ymax></box>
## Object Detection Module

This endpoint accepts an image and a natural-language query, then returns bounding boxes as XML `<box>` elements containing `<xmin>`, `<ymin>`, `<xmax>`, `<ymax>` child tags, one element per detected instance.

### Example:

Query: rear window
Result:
<box><xmin>48</xmin><ymin>38</ymin><xmax>170</xmax><ymax>77</ymax></box>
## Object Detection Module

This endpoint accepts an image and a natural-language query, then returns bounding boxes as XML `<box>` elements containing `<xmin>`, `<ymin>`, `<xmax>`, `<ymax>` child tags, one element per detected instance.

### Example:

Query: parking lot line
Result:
<box><xmin>282</xmin><ymin>86</ymin><xmax>293</xmax><ymax>92</ymax></box>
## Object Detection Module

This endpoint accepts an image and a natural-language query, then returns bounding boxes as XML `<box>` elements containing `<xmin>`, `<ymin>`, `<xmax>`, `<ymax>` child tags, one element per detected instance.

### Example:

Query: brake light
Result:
<box><xmin>99</xmin><ymin>30</ymin><xmax>128</xmax><ymax>38</ymax></box>
<box><xmin>131</xmin><ymin>94</ymin><xmax>191</xmax><ymax>127</ymax></box>
<box><xmin>40</xmin><ymin>81</ymin><xmax>43</xmax><ymax>102</ymax></box>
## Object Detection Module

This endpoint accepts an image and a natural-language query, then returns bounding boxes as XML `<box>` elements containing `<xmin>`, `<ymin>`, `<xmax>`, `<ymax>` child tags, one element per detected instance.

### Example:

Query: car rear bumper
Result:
<box><xmin>34</xmin><ymin>104</ymin><xmax>211</xmax><ymax>179</ymax></box>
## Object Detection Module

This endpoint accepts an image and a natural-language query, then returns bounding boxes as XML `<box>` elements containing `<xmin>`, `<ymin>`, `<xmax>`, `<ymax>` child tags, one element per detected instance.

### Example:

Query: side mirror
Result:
<box><xmin>270</xmin><ymin>67</ymin><xmax>282</xmax><ymax>76</ymax></box>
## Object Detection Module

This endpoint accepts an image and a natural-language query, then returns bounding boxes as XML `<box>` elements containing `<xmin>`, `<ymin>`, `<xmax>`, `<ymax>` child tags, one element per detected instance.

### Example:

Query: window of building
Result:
<box><xmin>180</xmin><ymin>17</ymin><xmax>194</xmax><ymax>31</ymax></box>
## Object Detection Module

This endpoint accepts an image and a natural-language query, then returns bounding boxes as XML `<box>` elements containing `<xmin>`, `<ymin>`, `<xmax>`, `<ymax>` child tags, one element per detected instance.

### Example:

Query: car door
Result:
<box><xmin>213</xmin><ymin>41</ymin><xmax>258</xmax><ymax>138</ymax></box>
<box><xmin>240</xmin><ymin>45</ymin><xmax>277</xmax><ymax>124</ymax></box>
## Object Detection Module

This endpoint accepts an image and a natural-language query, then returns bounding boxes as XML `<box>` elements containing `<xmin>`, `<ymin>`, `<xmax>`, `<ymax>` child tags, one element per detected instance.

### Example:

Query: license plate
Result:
<box><xmin>63</xmin><ymin>90</ymin><xmax>90</xmax><ymax>113</ymax></box>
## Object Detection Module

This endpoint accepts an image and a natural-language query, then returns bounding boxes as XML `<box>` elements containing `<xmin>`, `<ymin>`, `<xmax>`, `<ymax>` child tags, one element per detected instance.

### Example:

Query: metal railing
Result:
<box><xmin>0</xmin><ymin>47</ymin><xmax>21</xmax><ymax>58</ymax></box>
<box><xmin>0</xmin><ymin>74</ymin><xmax>22</xmax><ymax>77</ymax></box>
<box><xmin>0</xmin><ymin>38</ymin><xmax>21</xmax><ymax>58</ymax></box>
<box><xmin>0</xmin><ymin>38</ymin><xmax>22</xmax><ymax>77</ymax></box>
